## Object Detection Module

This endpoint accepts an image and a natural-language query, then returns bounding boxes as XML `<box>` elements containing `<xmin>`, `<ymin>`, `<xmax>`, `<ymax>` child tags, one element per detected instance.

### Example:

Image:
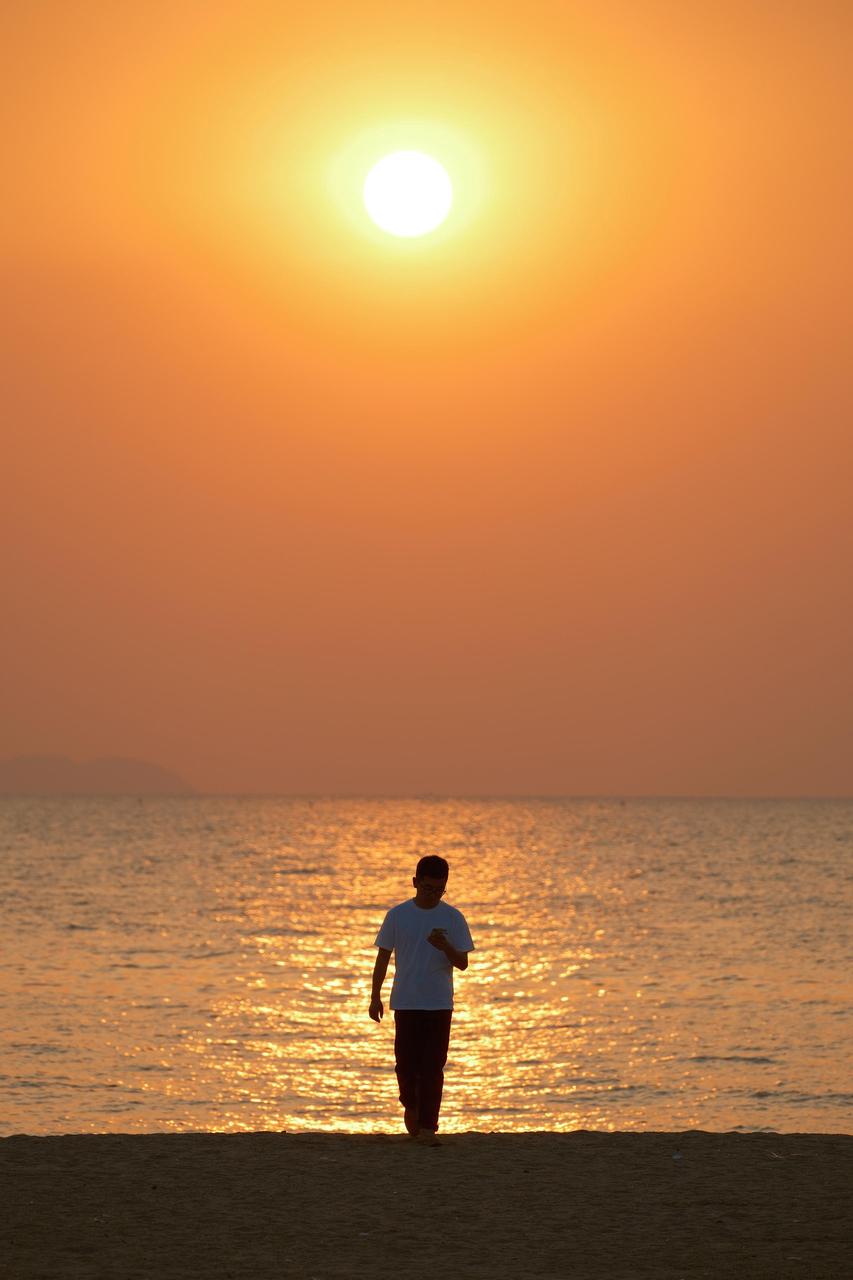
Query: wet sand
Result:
<box><xmin>2</xmin><ymin>1131</ymin><xmax>850</xmax><ymax>1279</ymax></box>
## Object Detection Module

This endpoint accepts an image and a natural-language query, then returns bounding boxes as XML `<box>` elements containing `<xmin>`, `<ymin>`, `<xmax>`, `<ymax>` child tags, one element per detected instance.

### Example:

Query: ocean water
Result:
<box><xmin>1</xmin><ymin>796</ymin><xmax>850</xmax><ymax>1135</ymax></box>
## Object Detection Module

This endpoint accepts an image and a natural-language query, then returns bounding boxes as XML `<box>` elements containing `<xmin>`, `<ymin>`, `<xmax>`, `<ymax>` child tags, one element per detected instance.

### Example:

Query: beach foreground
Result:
<box><xmin>2</xmin><ymin>1131</ymin><xmax>849</xmax><ymax>1279</ymax></box>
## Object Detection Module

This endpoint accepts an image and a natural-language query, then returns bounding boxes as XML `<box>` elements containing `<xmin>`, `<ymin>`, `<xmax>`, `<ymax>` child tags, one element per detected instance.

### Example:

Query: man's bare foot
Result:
<box><xmin>414</xmin><ymin>1129</ymin><xmax>442</xmax><ymax>1146</ymax></box>
<box><xmin>404</xmin><ymin>1107</ymin><xmax>420</xmax><ymax>1136</ymax></box>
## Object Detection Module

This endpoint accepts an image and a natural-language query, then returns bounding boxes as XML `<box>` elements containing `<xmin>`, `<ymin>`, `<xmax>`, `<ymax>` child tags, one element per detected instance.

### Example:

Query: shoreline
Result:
<box><xmin>3</xmin><ymin>1130</ymin><xmax>850</xmax><ymax>1278</ymax></box>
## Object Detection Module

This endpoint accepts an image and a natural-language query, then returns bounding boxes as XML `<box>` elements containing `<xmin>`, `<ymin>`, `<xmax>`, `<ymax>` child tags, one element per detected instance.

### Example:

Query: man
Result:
<box><xmin>369</xmin><ymin>855</ymin><xmax>475</xmax><ymax>1141</ymax></box>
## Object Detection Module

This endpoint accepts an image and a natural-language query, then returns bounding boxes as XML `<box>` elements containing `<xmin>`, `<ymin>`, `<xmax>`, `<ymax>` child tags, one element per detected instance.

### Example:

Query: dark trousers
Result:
<box><xmin>393</xmin><ymin>1009</ymin><xmax>453</xmax><ymax>1132</ymax></box>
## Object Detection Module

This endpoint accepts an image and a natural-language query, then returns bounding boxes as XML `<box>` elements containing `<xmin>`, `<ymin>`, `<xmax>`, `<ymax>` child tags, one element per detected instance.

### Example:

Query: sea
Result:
<box><xmin>1</xmin><ymin>796</ymin><xmax>850</xmax><ymax>1136</ymax></box>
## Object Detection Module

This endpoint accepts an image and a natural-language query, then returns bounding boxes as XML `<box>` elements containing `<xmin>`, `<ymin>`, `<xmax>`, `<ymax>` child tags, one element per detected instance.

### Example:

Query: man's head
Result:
<box><xmin>412</xmin><ymin>854</ymin><xmax>449</xmax><ymax>908</ymax></box>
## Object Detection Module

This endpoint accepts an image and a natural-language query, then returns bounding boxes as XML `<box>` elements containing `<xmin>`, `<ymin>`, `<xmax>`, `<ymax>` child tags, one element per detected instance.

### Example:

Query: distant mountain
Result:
<box><xmin>0</xmin><ymin>755</ymin><xmax>194</xmax><ymax>795</ymax></box>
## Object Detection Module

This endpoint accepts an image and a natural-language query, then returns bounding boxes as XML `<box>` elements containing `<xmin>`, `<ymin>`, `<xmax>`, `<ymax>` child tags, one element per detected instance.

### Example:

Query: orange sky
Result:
<box><xmin>3</xmin><ymin>1</ymin><xmax>851</xmax><ymax>794</ymax></box>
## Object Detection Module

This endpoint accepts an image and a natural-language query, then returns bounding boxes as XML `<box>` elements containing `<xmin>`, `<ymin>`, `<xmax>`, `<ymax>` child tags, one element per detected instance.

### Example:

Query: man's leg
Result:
<box><xmin>416</xmin><ymin>1010</ymin><xmax>453</xmax><ymax>1133</ymax></box>
<box><xmin>393</xmin><ymin>1011</ymin><xmax>421</xmax><ymax>1133</ymax></box>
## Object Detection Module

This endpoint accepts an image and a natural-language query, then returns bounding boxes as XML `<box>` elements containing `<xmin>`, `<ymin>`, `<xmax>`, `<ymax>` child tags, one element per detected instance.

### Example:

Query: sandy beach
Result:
<box><xmin>2</xmin><ymin>1131</ymin><xmax>849</xmax><ymax>1279</ymax></box>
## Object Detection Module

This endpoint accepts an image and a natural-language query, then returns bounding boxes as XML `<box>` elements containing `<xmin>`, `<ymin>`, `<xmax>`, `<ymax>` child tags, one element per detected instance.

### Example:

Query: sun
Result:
<box><xmin>363</xmin><ymin>151</ymin><xmax>453</xmax><ymax>238</ymax></box>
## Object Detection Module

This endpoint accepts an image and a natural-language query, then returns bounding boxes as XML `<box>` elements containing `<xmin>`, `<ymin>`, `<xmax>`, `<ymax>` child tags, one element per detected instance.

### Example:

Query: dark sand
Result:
<box><xmin>2</xmin><ymin>1131</ymin><xmax>850</xmax><ymax>1279</ymax></box>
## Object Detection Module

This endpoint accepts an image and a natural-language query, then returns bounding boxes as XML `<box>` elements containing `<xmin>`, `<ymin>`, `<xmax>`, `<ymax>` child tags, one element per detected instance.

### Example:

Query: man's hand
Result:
<box><xmin>369</xmin><ymin>997</ymin><xmax>384</xmax><ymax>1022</ymax></box>
<box><xmin>427</xmin><ymin>929</ymin><xmax>468</xmax><ymax>971</ymax></box>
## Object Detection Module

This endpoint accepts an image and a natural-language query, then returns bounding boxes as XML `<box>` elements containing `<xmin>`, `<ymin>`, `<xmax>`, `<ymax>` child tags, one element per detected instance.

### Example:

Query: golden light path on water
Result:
<box><xmin>134</xmin><ymin>819</ymin><xmax>670</xmax><ymax>1135</ymax></box>
<box><xmin>1</xmin><ymin>798</ymin><xmax>851</xmax><ymax>1135</ymax></box>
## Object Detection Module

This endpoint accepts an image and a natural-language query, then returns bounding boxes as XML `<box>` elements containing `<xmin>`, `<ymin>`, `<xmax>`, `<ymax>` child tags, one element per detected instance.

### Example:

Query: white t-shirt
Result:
<box><xmin>374</xmin><ymin>898</ymin><xmax>475</xmax><ymax>1010</ymax></box>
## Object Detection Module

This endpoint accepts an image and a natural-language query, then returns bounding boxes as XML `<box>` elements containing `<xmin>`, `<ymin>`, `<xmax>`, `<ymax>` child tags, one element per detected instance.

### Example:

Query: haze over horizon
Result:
<box><xmin>2</xmin><ymin>752</ymin><xmax>851</xmax><ymax>799</ymax></box>
<box><xmin>4</xmin><ymin>2</ymin><xmax>851</xmax><ymax>798</ymax></box>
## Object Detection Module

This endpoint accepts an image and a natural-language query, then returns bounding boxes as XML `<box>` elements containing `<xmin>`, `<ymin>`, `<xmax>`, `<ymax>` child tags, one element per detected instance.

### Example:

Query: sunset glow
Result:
<box><xmin>2</xmin><ymin>2</ymin><xmax>850</xmax><ymax>796</ymax></box>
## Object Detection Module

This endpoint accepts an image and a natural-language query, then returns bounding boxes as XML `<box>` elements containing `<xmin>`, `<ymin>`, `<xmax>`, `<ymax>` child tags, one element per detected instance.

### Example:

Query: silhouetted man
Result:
<box><xmin>369</xmin><ymin>855</ymin><xmax>475</xmax><ymax>1141</ymax></box>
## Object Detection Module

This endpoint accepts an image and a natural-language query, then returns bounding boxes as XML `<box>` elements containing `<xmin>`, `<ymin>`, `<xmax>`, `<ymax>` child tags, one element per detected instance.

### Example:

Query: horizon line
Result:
<box><xmin>1</xmin><ymin>790</ymin><xmax>851</xmax><ymax>801</ymax></box>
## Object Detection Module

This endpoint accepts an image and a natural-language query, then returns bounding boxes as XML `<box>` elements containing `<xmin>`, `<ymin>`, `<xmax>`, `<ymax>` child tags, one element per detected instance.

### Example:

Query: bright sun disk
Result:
<box><xmin>363</xmin><ymin>150</ymin><xmax>453</xmax><ymax>238</ymax></box>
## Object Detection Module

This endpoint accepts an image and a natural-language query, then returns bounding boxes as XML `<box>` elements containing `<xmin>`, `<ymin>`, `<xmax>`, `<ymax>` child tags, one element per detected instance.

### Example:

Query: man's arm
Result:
<box><xmin>369</xmin><ymin>947</ymin><xmax>392</xmax><ymax>1021</ymax></box>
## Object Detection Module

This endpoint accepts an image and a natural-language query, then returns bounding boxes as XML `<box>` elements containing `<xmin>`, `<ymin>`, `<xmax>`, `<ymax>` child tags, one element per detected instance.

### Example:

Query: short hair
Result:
<box><xmin>415</xmin><ymin>855</ymin><xmax>449</xmax><ymax>881</ymax></box>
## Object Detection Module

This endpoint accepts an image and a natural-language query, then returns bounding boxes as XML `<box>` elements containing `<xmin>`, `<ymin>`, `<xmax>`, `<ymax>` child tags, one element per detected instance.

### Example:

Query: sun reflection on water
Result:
<box><xmin>1</xmin><ymin>797</ymin><xmax>851</xmax><ymax>1135</ymax></box>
